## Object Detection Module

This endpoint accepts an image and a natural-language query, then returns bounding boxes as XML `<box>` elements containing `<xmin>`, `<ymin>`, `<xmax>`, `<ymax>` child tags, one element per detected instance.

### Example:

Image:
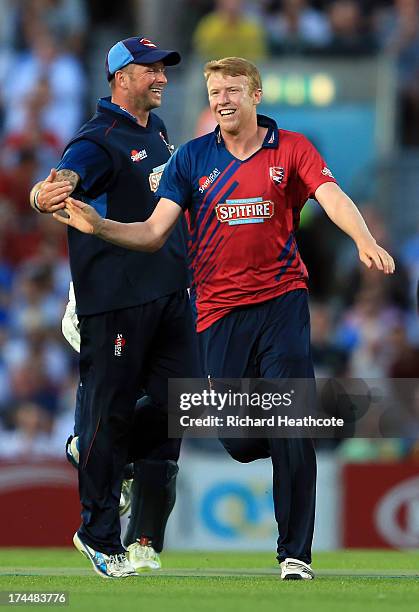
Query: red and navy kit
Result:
<box><xmin>157</xmin><ymin>114</ymin><xmax>337</xmax><ymax>332</ymax></box>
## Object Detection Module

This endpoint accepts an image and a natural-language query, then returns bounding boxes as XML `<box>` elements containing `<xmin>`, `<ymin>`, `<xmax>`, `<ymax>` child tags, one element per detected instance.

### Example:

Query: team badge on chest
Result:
<box><xmin>149</xmin><ymin>163</ymin><xmax>166</xmax><ymax>193</ymax></box>
<box><xmin>269</xmin><ymin>166</ymin><xmax>285</xmax><ymax>185</ymax></box>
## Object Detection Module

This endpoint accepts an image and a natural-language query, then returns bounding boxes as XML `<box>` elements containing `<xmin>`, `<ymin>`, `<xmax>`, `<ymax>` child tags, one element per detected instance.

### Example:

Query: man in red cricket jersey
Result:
<box><xmin>53</xmin><ymin>57</ymin><xmax>395</xmax><ymax>580</ymax></box>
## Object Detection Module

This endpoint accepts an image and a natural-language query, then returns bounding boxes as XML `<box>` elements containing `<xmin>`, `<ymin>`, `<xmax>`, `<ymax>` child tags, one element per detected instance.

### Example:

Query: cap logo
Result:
<box><xmin>139</xmin><ymin>38</ymin><xmax>157</xmax><ymax>48</ymax></box>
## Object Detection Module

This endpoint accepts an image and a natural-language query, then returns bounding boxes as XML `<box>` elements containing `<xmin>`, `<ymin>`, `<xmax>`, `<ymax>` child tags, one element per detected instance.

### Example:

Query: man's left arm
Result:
<box><xmin>315</xmin><ymin>182</ymin><xmax>395</xmax><ymax>274</ymax></box>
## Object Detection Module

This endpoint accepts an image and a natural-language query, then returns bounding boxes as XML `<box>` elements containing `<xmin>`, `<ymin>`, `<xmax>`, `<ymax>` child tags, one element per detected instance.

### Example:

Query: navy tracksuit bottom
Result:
<box><xmin>199</xmin><ymin>289</ymin><xmax>316</xmax><ymax>564</ymax></box>
<box><xmin>77</xmin><ymin>290</ymin><xmax>200</xmax><ymax>554</ymax></box>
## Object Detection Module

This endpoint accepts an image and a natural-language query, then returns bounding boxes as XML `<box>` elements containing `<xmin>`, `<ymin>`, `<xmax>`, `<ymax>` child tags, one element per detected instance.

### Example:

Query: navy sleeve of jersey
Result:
<box><xmin>57</xmin><ymin>140</ymin><xmax>113</xmax><ymax>193</ymax></box>
<box><xmin>156</xmin><ymin>145</ymin><xmax>192</xmax><ymax>210</ymax></box>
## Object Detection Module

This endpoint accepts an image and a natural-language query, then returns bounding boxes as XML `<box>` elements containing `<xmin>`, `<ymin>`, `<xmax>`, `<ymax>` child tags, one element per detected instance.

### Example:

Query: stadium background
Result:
<box><xmin>0</xmin><ymin>0</ymin><xmax>418</xmax><ymax>552</ymax></box>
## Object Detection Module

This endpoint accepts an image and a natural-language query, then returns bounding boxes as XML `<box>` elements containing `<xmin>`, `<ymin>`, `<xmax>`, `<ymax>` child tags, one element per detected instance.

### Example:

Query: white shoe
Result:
<box><xmin>280</xmin><ymin>558</ymin><xmax>314</xmax><ymax>580</ymax></box>
<box><xmin>73</xmin><ymin>532</ymin><xmax>137</xmax><ymax>579</ymax></box>
<box><xmin>127</xmin><ymin>541</ymin><xmax>162</xmax><ymax>572</ymax></box>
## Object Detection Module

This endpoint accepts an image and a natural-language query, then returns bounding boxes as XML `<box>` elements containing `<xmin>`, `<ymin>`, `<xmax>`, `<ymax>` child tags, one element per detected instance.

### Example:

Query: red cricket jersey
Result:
<box><xmin>157</xmin><ymin>115</ymin><xmax>337</xmax><ymax>332</ymax></box>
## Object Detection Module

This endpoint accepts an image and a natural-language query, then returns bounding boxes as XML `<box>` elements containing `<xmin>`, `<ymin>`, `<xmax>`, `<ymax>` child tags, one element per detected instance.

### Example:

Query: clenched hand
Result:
<box><xmin>36</xmin><ymin>168</ymin><xmax>73</xmax><ymax>212</ymax></box>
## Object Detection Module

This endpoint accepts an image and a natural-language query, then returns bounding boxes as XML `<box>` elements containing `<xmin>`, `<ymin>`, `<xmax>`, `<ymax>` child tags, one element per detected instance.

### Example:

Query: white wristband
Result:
<box><xmin>33</xmin><ymin>189</ymin><xmax>46</xmax><ymax>213</ymax></box>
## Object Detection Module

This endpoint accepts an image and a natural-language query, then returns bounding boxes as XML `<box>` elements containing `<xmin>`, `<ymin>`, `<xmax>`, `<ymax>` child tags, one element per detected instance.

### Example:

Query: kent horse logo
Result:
<box><xmin>321</xmin><ymin>166</ymin><xmax>334</xmax><ymax>178</ymax></box>
<box><xmin>139</xmin><ymin>38</ymin><xmax>157</xmax><ymax>48</ymax></box>
<box><xmin>269</xmin><ymin>167</ymin><xmax>284</xmax><ymax>185</ymax></box>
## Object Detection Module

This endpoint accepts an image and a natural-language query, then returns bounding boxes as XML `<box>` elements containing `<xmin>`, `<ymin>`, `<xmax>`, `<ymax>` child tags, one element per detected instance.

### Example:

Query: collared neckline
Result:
<box><xmin>214</xmin><ymin>114</ymin><xmax>279</xmax><ymax>150</ymax></box>
<box><xmin>97</xmin><ymin>97</ymin><xmax>154</xmax><ymax>130</ymax></box>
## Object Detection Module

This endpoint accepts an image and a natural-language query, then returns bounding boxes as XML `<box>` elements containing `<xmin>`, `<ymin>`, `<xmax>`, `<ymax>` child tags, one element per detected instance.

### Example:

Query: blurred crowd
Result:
<box><xmin>189</xmin><ymin>0</ymin><xmax>419</xmax><ymax>143</ymax></box>
<box><xmin>0</xmin><ymin>0</ymin><xmax>417</xmax><ymax>463</ymax></box>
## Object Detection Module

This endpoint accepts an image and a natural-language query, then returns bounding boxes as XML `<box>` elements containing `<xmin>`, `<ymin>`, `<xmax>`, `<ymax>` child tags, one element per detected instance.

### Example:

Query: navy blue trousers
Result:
<box><xmin>77</xmin><ymin>290</ymin><xmax>200</xmax><ymax>554</ymax></box>
<box><xmin>199</xmin><ymin>289</ymin><xmax>316</xmax><ymax>564</ymax></box>
<box><xmin>74</xmin><ymin>390</ymin><xmax>180</xmax><ymax>463</ymax></box>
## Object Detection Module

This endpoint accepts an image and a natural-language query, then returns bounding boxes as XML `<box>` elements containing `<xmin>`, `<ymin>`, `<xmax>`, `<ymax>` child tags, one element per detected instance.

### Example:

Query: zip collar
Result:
<box><xmin>97</xmin><ymin>97</ymin><xmax>157</xmax><ymax>131</ymax></box>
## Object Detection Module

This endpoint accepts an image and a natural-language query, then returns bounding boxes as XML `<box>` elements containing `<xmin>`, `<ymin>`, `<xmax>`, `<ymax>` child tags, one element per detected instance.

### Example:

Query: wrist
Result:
<box><xmin>356</xmin><ymin>235</ymin><xmax>376</xmax><ymax>250</ymax></box>
<box><xmin>95</xmin><ymin>217</ymin><xmax>107</xmax><ymax>237</ymax></box>
<box><xmin>33</xmin><ymin>189</ymin><xmax>47</xmax><ymax>214</ymax></box>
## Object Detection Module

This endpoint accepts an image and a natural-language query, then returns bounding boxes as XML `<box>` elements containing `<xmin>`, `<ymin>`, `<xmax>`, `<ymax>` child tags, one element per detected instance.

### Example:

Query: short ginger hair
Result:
<box><xmin>204</xmin><ymin>57</ymin><xmax>262</xmax><ymax>93</ymax></box>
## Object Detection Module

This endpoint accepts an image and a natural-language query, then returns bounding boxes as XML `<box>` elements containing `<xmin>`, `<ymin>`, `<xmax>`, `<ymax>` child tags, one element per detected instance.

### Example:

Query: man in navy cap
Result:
<box><xmin>29</xmin><ymin>37</ymin><xmax>200</xmax><ymax>578</ymax></box>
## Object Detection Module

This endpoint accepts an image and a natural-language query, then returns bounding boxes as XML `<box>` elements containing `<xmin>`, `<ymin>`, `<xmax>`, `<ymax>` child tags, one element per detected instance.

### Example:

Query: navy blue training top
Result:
<box><xmin>57</xmin><ymin>97</ymin><xmax>189</xmax><ymax>316</ymax></box>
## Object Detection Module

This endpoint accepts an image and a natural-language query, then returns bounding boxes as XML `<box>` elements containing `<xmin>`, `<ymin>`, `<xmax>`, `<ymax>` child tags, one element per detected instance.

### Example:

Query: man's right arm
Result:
<box><xmin>29</xmin><ymin>168</ymin><xmax>80</xmax><ymax>213</ymax></box>
<box><xmin>52</xmin><ymin>139</ymin><xmax>190</xmax><ymax>249</ymax></box>
<box><xmin>29</xmin><ymin>140</ymin><xmax>113</xmax><ymax>214</ymax></box>
<box><xmin>54</xmin><ymin>196</ymin><xmax>183</xmax><ymax>252</ymax></box>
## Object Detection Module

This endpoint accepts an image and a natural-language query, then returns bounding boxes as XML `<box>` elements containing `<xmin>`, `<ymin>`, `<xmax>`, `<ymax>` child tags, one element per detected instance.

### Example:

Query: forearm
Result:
<box><xmin>96</xmin><ymin>218</ymin><xmax>165</xmax><ymax>252</ymax></box>
<box><xmin>318</xmin><ymin>187</ymin><xmax>375</xmax><ymax>247</ymax></box>
<box><xmin>56</xmin><ymin>196</ymin><xmax>181</xmax><ymax>250</ymax></box>
<box><xmin>315</xmin><ymin>183</ymin><xmax>394</xmax><ymax>273</ymax></box>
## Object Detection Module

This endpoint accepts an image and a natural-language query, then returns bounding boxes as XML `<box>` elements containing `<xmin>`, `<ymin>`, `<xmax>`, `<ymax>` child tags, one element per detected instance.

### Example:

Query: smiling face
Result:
<box><xmin>118</xmin><ymin>61</ymin><xmax>168</xmax><ymax>112</ymax></box>
<box><xmin>207</xmin><ymin>72</ymin><xmax>261</xmax><ymax>135</ymax></box>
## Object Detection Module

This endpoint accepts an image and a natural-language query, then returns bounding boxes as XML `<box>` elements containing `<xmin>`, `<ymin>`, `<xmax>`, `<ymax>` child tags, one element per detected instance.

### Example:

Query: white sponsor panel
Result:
<box><xmin>375</xmin><ymin>475</ymin><xmax>419</xmax><ymax>548</ymax></box>
<box><xmin>165</xmin><ymin>450</ymin><xmax>338</xmax><ymax>551</ymax></box>
<box><xmin>313</xmin><ymin>453</ymin><xmax>340</xmax><ymax>551</ymax></box>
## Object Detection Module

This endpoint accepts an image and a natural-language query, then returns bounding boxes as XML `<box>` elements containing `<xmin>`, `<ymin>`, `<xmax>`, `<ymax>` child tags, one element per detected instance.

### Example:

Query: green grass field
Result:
<box><xmin>1</xmin><ymin>549</ymin><xmax>418</xmax><ymax>612</ymax></box>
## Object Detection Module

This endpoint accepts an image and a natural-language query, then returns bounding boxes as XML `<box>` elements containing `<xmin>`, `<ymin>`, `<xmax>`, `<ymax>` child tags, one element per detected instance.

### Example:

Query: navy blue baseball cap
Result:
<box><xmin>106</xmin><ymin>36</ymin><xmax>181</xmax><ymax>81</ymax></box>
